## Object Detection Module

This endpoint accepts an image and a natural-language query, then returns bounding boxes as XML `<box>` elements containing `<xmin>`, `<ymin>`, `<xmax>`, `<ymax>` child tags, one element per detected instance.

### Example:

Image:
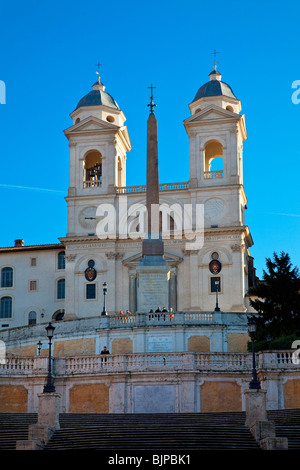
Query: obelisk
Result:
<box><xmin>137</xmin><ymin>85</ymin><xmax>170</xmax><ymax>313</ymax></box>
<box><xmin>142</xmin><ymin>85</ymin><xmax>164</xmax><ymax>256</ymax></box>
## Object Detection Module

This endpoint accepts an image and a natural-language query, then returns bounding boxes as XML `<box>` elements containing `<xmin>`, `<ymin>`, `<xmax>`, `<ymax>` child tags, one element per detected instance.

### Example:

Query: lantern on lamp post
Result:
<box><xmin>101</xmin><ymin>282</ymin><xmax>108</xmax><ymax>316</ymax></box>
<box><xmin>43</xmin><ymin>322</ymin><xmax>56</xmax><ymax>393</ymax></box>
<box><xmin>214</xmin><ymin>279</ymin><xmax>220</xmax><ymax>312</ymax></box>
<box><xmin>248</xmin><ymin>317</ymin><xmax>261</xmax><ymax>390</ymax></box>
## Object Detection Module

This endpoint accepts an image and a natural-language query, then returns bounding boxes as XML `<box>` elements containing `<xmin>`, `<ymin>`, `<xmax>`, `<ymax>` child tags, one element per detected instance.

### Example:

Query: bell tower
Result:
<box><xmin>63</xmin><ymin>75</ymin><xmax>132</xmax><ymax>236</ymax></box>
<box><xmin>184</xmin><ymin>66</ymin><xmax>247</xmax><ymax>228</ymax></box>
<box><xmin>184</xmin><ymin>67</ymin><xmax>247</xmax><ymax>188</ymax></box>
<box><xmin>183</xmin><ymin>67</ymin><xmax>253</xmax><ymax>312</ymax></box>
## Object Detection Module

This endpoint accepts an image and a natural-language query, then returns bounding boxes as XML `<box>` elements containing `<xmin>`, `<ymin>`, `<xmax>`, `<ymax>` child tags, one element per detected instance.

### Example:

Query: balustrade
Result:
<box><xmin>0</xmin><ymin>351</ymin><xmax>298</xmax><ymax>377</ymax></box>
<box><xmin>106</xmin><ymin>311</ymin><xmax>214</xmax><ymax>328</ymax></box>
<box><xmin>204</xmin><ymin>170</ymin><xmax>223</xmax><ymax>179</ymax></box>
<box><xmin>116</xmin><ymin>181</ymin><xmax>189</xmax><ymax>194</ymax></box>
<box><xmin>83</xmin><ymin>180</ymin><xmax>102</xmax><ymax>188</ymax></box>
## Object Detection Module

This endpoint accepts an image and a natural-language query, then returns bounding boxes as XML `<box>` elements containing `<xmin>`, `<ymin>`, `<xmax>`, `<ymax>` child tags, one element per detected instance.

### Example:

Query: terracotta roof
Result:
<box><xmin>0</xmin><ymin>243</ymin><xmax>64</xmax><ymax>254</ymax></box>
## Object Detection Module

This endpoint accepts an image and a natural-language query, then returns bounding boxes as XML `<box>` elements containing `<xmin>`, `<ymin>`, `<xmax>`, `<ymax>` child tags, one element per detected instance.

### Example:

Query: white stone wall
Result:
<box><xmin>0</xmin><ymin>248</ymin><xmax>65</xmax><ymax>329</ymax></box>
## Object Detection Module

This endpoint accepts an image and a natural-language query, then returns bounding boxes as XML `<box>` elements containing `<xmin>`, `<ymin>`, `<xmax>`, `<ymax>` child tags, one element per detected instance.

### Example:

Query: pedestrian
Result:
<box><xmin>101</xmin><ymin>346</ymin><xmax>110</xmax><ymax>355</ymax></box>
<box><xmin>100</xmin><ymin>346</ymin><xmax>110</xmax><ymax>364</ymax></box>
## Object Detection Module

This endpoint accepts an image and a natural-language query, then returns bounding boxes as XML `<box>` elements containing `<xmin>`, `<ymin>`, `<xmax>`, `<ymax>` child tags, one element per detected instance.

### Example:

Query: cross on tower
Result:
<box><xmin>147</xmin><ymin>84</ymin><xmax>157</xmax><ymax>114</ymax></box>
<box><xmin>95</xmin><ymin>61</ymin><xmax>103</xmax><ymax>82</ymax></box>
<box><xmin>210</xmin><ymin>49</ymin><xmax>220</xmax><ymax>70</ymax></box>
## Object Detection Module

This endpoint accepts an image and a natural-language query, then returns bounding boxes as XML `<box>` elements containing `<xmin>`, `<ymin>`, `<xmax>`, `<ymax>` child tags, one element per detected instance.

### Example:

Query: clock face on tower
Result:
<box><xmin>204</xmin><ymin>198</ymin><xmax>226</xmax><ymax>224</ymax></box>
<box><xmin>78</xmin><ymin>206</ymin><xmax>98</xmax><ymax>230</ymax></box>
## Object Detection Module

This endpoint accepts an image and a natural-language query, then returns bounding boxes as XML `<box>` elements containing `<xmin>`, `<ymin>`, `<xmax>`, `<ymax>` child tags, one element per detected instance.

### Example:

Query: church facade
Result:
<box><xmin>0</xmin><ymin>67</ymin><xmax>255</xmax><ymax>331</ymax></box>
<box><xmin>1</xmin><ymin>68</ymin><xmax>300</xmax><ymax>416</ymax></box>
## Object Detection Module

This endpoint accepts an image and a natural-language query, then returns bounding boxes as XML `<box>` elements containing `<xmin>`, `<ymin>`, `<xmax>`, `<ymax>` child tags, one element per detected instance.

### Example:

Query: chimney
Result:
<box><xmin>14</xmin><ymin>239</ymin><xmax>24</xmax><ymax>247</ymax></box>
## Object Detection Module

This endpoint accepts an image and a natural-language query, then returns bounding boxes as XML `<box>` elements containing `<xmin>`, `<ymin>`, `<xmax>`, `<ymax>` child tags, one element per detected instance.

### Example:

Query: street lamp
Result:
<box><xmin>37</xmin><ymin>340</ymin><xmax>42</xmax><ymax>356</ymax></box>
<box><xmin>214</xmin><ymin>279</ymin><xmax>220</xmax><ymax>312</ymax></box>
<box><xmin>248</xmin><ymin>317</ymin><xmax>261</xmax><ymax>390</ymax></box>
<box><xmin>101</xmin><ymin>281</ymin><xmax>108</xmax><ymax>316</ymax></box>
<box><xmin>43</xmin><ymin>322</ymin><xmax>56</xmax><ymax>393</ymax></box>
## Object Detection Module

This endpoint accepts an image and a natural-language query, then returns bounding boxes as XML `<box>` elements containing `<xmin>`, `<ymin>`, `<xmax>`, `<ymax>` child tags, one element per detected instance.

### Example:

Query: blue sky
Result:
<box><xmin>0</xmin><ymin>0</ymin><xmax>299</xmax><ymax>278</ymax></box>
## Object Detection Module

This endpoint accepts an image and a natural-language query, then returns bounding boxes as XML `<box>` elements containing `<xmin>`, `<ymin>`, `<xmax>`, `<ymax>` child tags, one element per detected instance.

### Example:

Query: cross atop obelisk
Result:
<box><xmin>147</xmin><ymin>84</ymin><xmax>157</xmax><ymax>114</ymax></box>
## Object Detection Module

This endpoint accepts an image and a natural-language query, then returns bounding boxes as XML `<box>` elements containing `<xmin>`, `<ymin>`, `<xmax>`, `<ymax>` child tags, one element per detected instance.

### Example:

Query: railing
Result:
<box><xmin>107</xmin><ymin>312</ymin><xmax>214</xmax><ymax>328</ymax></box>
<box><xmin>0</xmin><ymin>351</ymin><xmax>299</xmax><ymax>377</ymax></box>
<box><xmin>0</xmin><ymin>357</ymin><xmax>35</xmax><ymax>371</ymax></box>
<box><xmin>116</xmin><ymin>181</ymin><xmax>189</xmax><ymax>194</ymax></box>
<box><xmin>204</xmin><ymin>170</ymin><xmax>223</xmax><ymax>179</ymax></box>
<box><xmin>83</xmin><ymin>180</ymin><xmax>102</xmax><ymax>188</ymax></box>
<box><xmin>0</xmin><ymin>356</ymin><xmax>48</xmax><ymax>374</ymax></box>
<box><xmin>194</xmin><ymin>353</ymin><xmax>251</xmax><ymax>370</ymax></box>
<box><xmin>276</xmin><ymin>351</ymin><xmax>295</xmax><ymax>364</ymax></box>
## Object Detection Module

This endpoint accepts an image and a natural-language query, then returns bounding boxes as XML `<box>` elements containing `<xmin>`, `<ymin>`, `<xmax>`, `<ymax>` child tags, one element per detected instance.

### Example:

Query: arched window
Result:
<box><xmin>57</xmin><ymin>251</ymin><xmax>65</xmax><ymax>270</ymax></box>
<box><xmin>57</xmin><ymin>279</ymin><xmax>65</xmax><ymax>300</ymax></box>
<box><xmin>84</xmin><ymin>150</ymin><xmax>102</xmax><ymax>188</ymax></box>
<box><xmin>53</xmin><ymin>309</ymin><xmax>64</xmax><ymax>321</ymax></box>
<box><xmin>0</xmin><ymin>296</ymin><xmax>12</xmax><ymax>318</ymax></box>
<box><xmin>1</xmin><ymin>267</ymin><xmax>13</xmax><ymax>288</ymax></box>
<box><xmin>204</xmin><ymin>141</ymin><xmax>224</xmax><ymax>179</ymax></box>
<box><xmin>28</xmin><ymin>310</ymin><xmax>37</xmax><ymax>325</ymax></box>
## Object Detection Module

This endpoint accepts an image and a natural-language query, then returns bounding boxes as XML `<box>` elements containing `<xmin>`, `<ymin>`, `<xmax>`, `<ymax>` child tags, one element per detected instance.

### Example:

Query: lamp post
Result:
<box><xmin>43</xmin><ymin>322</ymin><xmax>56</xmax><ymax>393</ymax></box>
<box><xmin>248</xmin><ymin>317</ymin><xmax>261</xmax><ymax>390</ymax></box>
<box><xmin>37</xmin><ymin>340</ymin><xmax>42</xmax><ymax>356</ymax></box>
<box><xmin>101</xmin><ymin>281</ymin><xmax>108</xmax><ymax>316</ymax></box>
<box><xmin>214</xmin><ymin>279</ymin><xmax>220</xmax><ymax>312</ymax></box>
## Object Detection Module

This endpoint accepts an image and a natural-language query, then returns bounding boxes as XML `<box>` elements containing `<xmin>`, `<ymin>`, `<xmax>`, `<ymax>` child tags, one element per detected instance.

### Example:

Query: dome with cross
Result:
<box><xmin>75</xmin><ymin>79</ymin><xmax>119</xmax><ymax>111</ymax></box>
<box><xmin>192</xmin><ymin>68</ymin><xmax>237</xmax><ymax>103</ymax></box>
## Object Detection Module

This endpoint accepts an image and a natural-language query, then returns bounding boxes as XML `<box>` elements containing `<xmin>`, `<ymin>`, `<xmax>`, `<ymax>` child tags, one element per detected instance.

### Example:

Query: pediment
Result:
<box><xmin>123</xmin><ymin>251</ymin><xmax>183</xmax><ymax>267</ymax></box>
<box><xmin>184</xmin><ymin>105</ymin><xmax>240</xmax><ymax>124</ymax></box>
<box><xmin>64</xmin><ymin>116</ymin><xmax>118</xmax><ymax>136</ymax></box>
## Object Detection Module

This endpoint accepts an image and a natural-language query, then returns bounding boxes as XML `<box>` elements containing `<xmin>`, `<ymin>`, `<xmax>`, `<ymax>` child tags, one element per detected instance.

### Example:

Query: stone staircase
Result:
<box><xmin>0</xmin><ymin>410</ymin><xmax>299</xmax><ymax>451</ymax></box>
<box><xmin>0</xmin><ymin>413</ymin><xmax>38</xmax><ymax>450</ymax></box>
<box><xmin>44</xmin><ymin>412</ymin><xmax>261</xmax><ymax>451</ymax></box>
<box><xmin>267</xmin><ymin>409</ymin><xmax>300</xmax><ymax>450</ymax></box>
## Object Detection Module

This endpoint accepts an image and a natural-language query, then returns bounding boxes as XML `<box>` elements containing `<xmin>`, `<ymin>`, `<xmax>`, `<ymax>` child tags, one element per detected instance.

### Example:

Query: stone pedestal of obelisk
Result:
<box><xmin>136</xmin><ymin>91</ymin><xmax>170</xmax><ymax>313</ymax></box>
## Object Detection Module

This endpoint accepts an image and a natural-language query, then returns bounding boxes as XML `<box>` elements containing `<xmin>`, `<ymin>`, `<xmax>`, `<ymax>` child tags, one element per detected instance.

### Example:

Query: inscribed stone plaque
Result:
<box><xmin>138</xmin><ymin>272</ymin><xmax>169</xmax><ymax>312</ymax></box>
<box><xmin>148</xmin><ymin>336</ymin><xmax>173</xmax><ymax>352</ymax></box>
<box><xmin>134</xmin><ymin>385</ymin><xmax>175</xmax><ymax>413</ymax></box>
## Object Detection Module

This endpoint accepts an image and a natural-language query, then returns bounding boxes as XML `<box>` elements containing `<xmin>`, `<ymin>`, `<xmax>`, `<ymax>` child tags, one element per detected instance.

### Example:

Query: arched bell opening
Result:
<box><xmin>84</xmin><ymin>150</ymin><xmax>102</xmax><ymax>188</ymax></box>
<box><xmin>204</xmin><ymin>140</ymin><xmax>224</xmax><ymax>179</ymax></box>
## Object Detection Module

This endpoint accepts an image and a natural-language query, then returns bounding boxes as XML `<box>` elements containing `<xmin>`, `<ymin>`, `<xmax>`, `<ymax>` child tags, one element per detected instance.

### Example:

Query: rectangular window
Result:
<box><xmin>30</xmin><ymin>257</ymin><xmax>37</xmax><ymax>267</ymax></box>
<box><xmin>57</xmin><ymin>279</ymin><xmax>65</xmax><ymax>299</ymax></box>
<box><xmin>1</xmin><ymin>268</ymin><xmax>13</xmax><ymax>288</ymax></box>
<box><xmin>86</xmin><ymin>283</ymin><xmax>96</xmax><ymax>300</ymax></box>
<box><xmin>0</xmin><ymin>297</ymin><xmax>12</xmax><ymax>318</ymax></box>
<box><xmin>29</xmin><ymin>280</ymin><xmax>37</xmax><ymax>291</ymax></box>
<box><xmin>210</xmin><ymin>276</ymin><xmax>221</xmax><ymax>293</ymax></box>
<box><xmin>57</xmin><ymin>251</ymin><xmax>65</xmax><ymax>270</ymax></box>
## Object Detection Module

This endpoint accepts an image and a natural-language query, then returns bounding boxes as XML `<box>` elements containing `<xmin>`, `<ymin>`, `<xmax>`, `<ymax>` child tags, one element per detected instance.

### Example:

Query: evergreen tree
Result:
<box><xmin>249</xmin><ymin>251</ymin><xmax>300</xmax><ymax>342</ymax></box>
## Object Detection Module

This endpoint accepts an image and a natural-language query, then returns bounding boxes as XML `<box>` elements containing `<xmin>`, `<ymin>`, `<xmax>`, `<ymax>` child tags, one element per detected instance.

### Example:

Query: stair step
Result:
<box><xmin>1</xmin><ymin>410</ymin><xmax>300</xmax><ymax>450</ymax></box>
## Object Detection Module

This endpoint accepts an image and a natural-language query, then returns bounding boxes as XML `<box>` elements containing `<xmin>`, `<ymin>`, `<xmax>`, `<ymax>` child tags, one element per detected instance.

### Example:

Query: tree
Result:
<box><xmin>249</xmin><ymin>251</ymin><xmax>300</xmax><ymax>343</ymax></box>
